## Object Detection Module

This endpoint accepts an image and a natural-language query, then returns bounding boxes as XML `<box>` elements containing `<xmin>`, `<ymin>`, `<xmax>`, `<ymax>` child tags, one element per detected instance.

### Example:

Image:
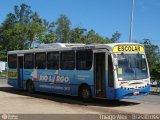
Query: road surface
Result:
<box><xmin>0</xmin><ymin>79</ymin><xmax>160</xmax><ymax>114</ymax></box>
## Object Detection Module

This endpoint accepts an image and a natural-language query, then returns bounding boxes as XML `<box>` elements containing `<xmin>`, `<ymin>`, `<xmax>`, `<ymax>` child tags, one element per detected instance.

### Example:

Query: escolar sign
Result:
<box><xmin>113</xmin><ymin>45</ymin><xmax>144</xmax><ymax>53</ymax></box>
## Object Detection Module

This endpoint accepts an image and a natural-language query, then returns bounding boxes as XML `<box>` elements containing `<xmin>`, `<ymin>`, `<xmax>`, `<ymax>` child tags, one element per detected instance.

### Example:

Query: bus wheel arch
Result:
<box><xmin>26</xmin><ymin>79</ymin><xmax>35</xmax><ymax>93</ymax></box>
<box><xmin>78</xmin><ymin>83</ymin><xmax>92</xmax><ymax>101</ymax></box>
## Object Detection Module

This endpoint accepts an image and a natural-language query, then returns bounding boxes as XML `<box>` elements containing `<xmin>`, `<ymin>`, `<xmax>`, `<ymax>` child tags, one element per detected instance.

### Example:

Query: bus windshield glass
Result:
<box><xmin>117</xmin><ymin>54</ymin><xmax>148</xmax><ymax>80</ymax></box>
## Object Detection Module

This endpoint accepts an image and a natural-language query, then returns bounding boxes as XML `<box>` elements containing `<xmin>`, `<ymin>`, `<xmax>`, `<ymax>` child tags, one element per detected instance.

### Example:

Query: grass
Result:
<box><xmin>150</xmin><ymin>86</ymin><xmax>160</xmax><ymax>96</ymax></box>
<box><xmin>150</xmin><ymin>91</ymin><xmax>160</xmax><ymax>96</ymax></box>
<box><xmin>0</xmin><ymin>70</ymin><xmax>7</xmax><ymax>79</ymax></box>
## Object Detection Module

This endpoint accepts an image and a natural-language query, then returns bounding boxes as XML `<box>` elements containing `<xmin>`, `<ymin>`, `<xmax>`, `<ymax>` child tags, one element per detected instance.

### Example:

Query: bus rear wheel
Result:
<box><xmin>27</xmin><ymin>81</ymin><xmax>35</xmax><ymax>93</ymax></box>
<box><xmin>79</xmin><ymin>85</ymin><xmax>92</xmax><ymax>101</ymax></box>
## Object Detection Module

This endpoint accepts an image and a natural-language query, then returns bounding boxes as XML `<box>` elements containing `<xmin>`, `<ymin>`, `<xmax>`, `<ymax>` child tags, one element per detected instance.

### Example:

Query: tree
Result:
<box><xmin>55</xmin><ymin>14</ymin><xmax>71</xmax><ymax>43</ymax></box>
<box><xmin>14</xmin><ymin>4</ymin><xmax>32</xmax><ymax>25</ymax></box>
<box><xmin>70</xmin><ymin>27</ymin><xmax>87</xmax><ymax>43</ymax></box>
<box><xmin>85</xmin><ymin>29</ymin><xmax>112</xmax><ymax>44</ymax></box>
<box><xmin>0</xmin><ymin>4</ymin><xmax>57</xmax><ymax>54</ymax></box>
<box><xmin>143</xmin><ymin>39</ymin><xmax>159</xmax><ymax>71</ymax></box>
<box><xmin>111</xmin><ymin>31</ymin><xmax>121</xmax><ymax>43</ymax></box>
<box><xmin>40</xmin><ymin>19</ymin><xmax>55</xmax><ymax>43</ymax></box>
<box><xmin>143</xmin><ymin>38</ymin><xmax>160</xmax><ymax>91</ymax></box>
<box><xmin>0</xmin><ymin>4</ymin><xmax>48</xmax><ymax>60</ymax></box>
<box><xmin>0</xmin><ymin>3</ymin><xmax>117</xmax><ymax>61</ymax></box>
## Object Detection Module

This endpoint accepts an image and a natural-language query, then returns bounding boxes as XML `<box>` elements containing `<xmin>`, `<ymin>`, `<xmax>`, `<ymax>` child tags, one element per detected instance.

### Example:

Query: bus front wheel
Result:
<box><xmin>79</xmin><ymin>85</ymin><xmax>92</xmax><ymax>101</ymax></box>
<box><xmin>27</xmin><ymin>80</ymin><xmax>35</xmax><ymax>93</ymax></box>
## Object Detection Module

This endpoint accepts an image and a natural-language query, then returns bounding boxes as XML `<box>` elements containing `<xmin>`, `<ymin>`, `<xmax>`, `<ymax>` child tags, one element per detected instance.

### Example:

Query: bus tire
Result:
<box><xmin>79</xmin><ymin>85</ymin><xmax>92</xmax><ymax>102</ymax></box>
<box><xmin>27</xmin><ymin>80</ymin><xmax>35</xmax><ymax>94</ymax></box>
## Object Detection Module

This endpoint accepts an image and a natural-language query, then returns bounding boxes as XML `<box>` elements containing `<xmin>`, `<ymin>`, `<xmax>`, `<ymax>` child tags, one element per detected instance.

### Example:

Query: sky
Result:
<box><xmin>0</xmin><ymin>0</ymin><xmax>160</xmax><ymax>45</ymax></box>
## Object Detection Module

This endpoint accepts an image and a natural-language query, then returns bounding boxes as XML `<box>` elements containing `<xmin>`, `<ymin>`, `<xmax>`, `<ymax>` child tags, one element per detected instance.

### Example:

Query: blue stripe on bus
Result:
<box><xmin>23</xmin><ymin>69</ymin><xmax>94</xmax><ymax>85</ymax></box>
<box><xmin>8</xmin><ymin>78</ymin><xmax>150</xmax><ymax>100</ymax></box>
<box><xmin>8</xmin><ymin>68</ymin><xmax>150</xmax><ymax>100</ymax></box>
<box><xmin>34</xmin><ymin>81</ymin><xmax>95</xmax><ymax>96</ymax></box>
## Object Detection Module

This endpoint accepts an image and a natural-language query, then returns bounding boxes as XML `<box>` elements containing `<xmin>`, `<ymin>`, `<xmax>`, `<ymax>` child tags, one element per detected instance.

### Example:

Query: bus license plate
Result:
<box><xmin>133</xmin><ymin>91</ymin><xmax>139</xmax><ymax>95</ymax></box>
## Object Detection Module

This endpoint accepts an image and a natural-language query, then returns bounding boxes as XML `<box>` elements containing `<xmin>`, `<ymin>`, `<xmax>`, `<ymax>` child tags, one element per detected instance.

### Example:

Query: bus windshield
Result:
<box><xmin>117</xmin><ymin>54</ymin><xmax>148</xmax><ymax>80</ymax></box>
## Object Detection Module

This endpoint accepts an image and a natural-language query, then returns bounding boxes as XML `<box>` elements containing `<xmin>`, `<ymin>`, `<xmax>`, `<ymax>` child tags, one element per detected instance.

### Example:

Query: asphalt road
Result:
<box><xmin>0</xmin><ymin>78</ymin><xmax>160</xmax><ymax>115</ymax></box>
<box><xmin>112</xmin><ymin>94</ymin><xmax>160</xmax><ymax>114</ymax></box>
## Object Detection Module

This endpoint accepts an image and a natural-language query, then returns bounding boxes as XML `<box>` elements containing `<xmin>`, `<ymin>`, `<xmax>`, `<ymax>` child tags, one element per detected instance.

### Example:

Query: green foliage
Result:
<box><xmin>70</xmin><ymin>27</ymin><xmax>87</xmax><ymax>43</ymax></box>
<box><xmin>41</xmin><ymin>34</ymin><xmax>55</xmax><ymax>43</ymax></box>
<box><xmin>1</xmin><ymin>3</ymin><xmax>160</xmax><ymax>83</ymax></box>
<box><xmin>0</xmin><ymin>4</ymin><xmax>56</xmax><ymax>61</ymax></box>
<box><xmin>40</xmin><ymin>19</ymin><xmax>55</xmax><ymax>43</ymax></box>
<box><xmin>55</xmin><ymin>14</ymin><xmax>71</xmax><ymax>43</ymax></box>
<box><xmin>0</xmin><ymin>70</ymin><xmax>7</xmax><ymax>78</ymax></box>
<box><xmin>0</xmin><ymin>51</ymin><xmax>7</xmax><ymax>61</ymax></box>
<box><xmin>111</xmin><ymin>31</ymin><xmax>121</xmax><ymax>43</ymax></box>
<box><xmin>0</xmin><ymin>3</ymin><xmax>118</xmax><ymax>61</ymax></box>
<box><xmin>85</xmin><ymin>30</ymin><xmax>112</xmax><ymax>44</ymax></box>
<box><xmin>143</xmin><ymin>39</ymin><xmax>160</xmax><ymax>84</ymax></box>
<box><xmin>69</xmin><ymin>28</ymin><xmax>112</xmax><ymax>44</ymax></box>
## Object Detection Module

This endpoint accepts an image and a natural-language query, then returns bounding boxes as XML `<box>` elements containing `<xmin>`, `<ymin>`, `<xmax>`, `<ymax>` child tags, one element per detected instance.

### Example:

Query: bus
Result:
<box><xmin>7</xmin><ymin>43</ymin><xmax>150</xmax><ymax>100</ymax></box>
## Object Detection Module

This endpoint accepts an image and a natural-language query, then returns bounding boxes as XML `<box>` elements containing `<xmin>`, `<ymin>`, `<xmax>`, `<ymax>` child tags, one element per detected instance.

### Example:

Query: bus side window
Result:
<box><xmin>24</xmin><ymin>53</ymin><xmax>34</xmax><ymax>69</ymax></box>
<box><xmin>35</xmin><ymin>52</ymin><xmax>46</xmax><ymax>69</ymax></box>
<box><xmin>76</xmin><ymin>50</ymin><xmax>93</xmax><ymax>70</ymax></box>
<box><xmin>60</xmin><ymin>51</ymin><xmax>75</xmax><ymax>70</ymax></box>
<box><xmin>8</xmin><ymin>54</ymin><xmax>17</xmax><ymax>68</ymax></box>
<box><xmin>47</xmin><ymin>52</ymin><xmax>59</xmax><ymax>70</ymax></box>
<box><xmin>108</xmin><ymin>54</ymin><xmax>114</xmax><ymax>87</ymax></box>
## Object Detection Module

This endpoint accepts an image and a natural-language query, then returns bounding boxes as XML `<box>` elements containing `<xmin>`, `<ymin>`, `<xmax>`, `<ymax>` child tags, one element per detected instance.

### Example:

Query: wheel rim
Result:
<box><xmin>28</xmin><ymin>82</ymin><xmax>33</xmax><ymax>92</ymax></box>
<box><xmin>82</xmin><ymin>88</ymin><xmax>90</xmax><ymax>98</ymax></box>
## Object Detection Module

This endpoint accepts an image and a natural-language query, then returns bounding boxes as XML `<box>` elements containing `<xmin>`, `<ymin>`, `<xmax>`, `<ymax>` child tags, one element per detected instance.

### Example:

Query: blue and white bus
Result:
<box><xmin>7</xmin><ymin>43</ymin><xmax>150</xmax><ymax>100</ymax></box>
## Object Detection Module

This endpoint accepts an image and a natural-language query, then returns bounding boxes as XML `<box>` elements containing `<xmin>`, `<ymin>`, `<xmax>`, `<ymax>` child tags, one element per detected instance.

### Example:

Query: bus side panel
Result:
<box><xmin>58</xmin><ymin>70</ymin><xmax>76</xmax><ymax>95</ymax></box>
<box><xmin>8</xmin><ymin>69</ymin><xmax>18</xmax><ymax>88</ymax></box>
<box><xmin>23</xmin><ymin>69</ymin><xmax>34</xmax><ymax>89</ymax></box>
<box><xmin>34</xmin><ymin>81</ymin><xmax>64</xmax><ymax>93</ymax></box>
<box><xmin>8</xmin><ymin>79</ymin><xmax>18</xmax><ymax>88</ymax></box>
<box><xmin>32</xmin><ymin>69</ymin><xmax>62</xmax><ymax>93</ymax></box>
<box><xmin>107</xmin><ymin>87</ymin><xmax>116</xmax><ymax>99</ymax></box>
<box><xmin>75</xmin><ymin>71</ymin><xmax>94</xmax><ymax>85</ymax></box>
<box><xmin>57</xmin><ymin>70</ymin><xmax>94</xmax><ymax>96</ymax></box>
<box><xmin>23</xmin><ymin>69</ymin><xmax>95</xmax><ymax>96</ymax></box>
<box><xmin>74</xmin><ymin>70</ymin><xmax>94</xmax><ymax>96</ymax></box>
<box><xmin>68</xmin><ymin>84</ymin><xmax>94</xmax><ymax>96</ymax></box>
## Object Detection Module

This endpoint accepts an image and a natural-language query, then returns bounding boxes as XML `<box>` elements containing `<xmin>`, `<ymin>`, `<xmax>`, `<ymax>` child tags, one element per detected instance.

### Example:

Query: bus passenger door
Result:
<box><xmin>17</xmin><ymin>55</ymin><xmax>24</xmax><ymax>88</ymax></box>
<box><xmin>94</xmin><ymin>52</ymin><xmax>106</xmax><ymax>98</ymax></box>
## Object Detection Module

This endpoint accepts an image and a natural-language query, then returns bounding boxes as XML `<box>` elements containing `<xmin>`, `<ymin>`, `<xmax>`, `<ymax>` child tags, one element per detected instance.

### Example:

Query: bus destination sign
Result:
<box><xmin>113</xmin><ymin>45</ymin><xmax>144</xmax><ymax>53</ymax></box>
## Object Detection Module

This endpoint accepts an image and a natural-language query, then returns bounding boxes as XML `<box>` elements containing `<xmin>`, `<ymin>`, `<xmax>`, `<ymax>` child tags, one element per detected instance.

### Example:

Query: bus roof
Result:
<box><xmin>8</xmin><ymin>42</ymin><xmax>143</xmax><ymax>54</ymax></box>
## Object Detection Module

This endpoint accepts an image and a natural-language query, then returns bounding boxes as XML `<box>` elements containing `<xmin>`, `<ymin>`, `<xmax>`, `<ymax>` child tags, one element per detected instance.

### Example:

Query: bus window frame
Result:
<box><xmin>35</xmin><ymin>52</ymin><xmax>46</xmax><ymax>69</ymax></box>
<box><xmin>47</xmin><ymin>51</ymin><xmax>60</xmax><ymax>70</ymax></box>
<box><xmin>76</xmin><ymin>50</ymin><xmax>93</xmax><ymax>70</ymax></box>
<box><xmin>60</xmin><ymin>50</ymin><xmax>75</xmax><ymax>70</ymax></box>
<box><xmin>8</xmin><ymin>54</ymin><xmax>17</xmax><ymax>69</ymax></box>
<box><xmin>24</xmin><ymin>53</ymin><xmax>34</xmax><ymax>69</ymax></box>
